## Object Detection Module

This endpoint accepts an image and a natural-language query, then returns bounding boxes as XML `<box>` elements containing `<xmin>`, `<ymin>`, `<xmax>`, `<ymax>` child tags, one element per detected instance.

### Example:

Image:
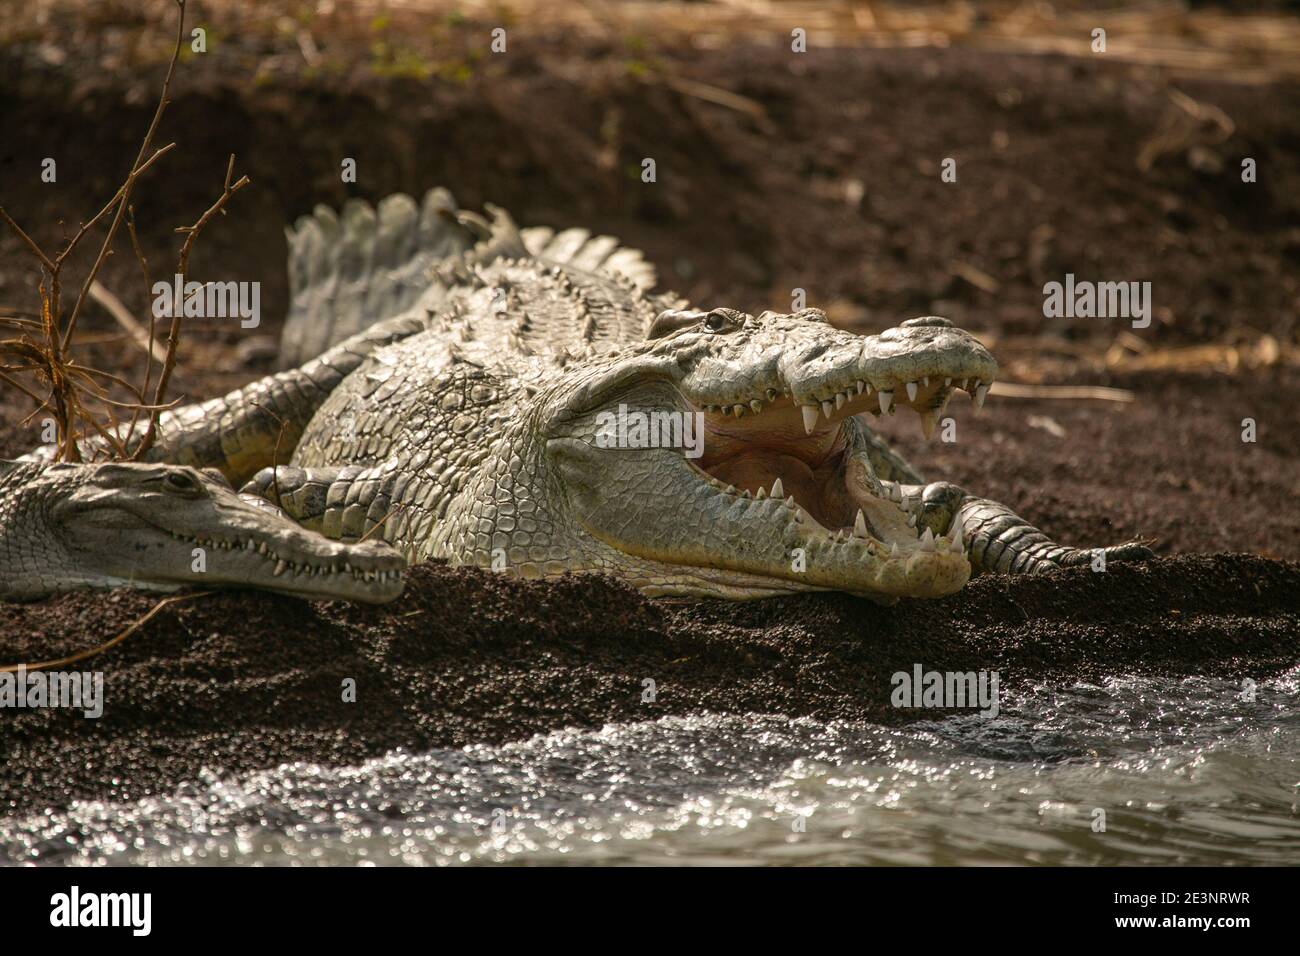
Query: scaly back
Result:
<box><xmin>278</xmin><ymin>188</ymin><xmax>671</xmax><ymax>368</ymax></box>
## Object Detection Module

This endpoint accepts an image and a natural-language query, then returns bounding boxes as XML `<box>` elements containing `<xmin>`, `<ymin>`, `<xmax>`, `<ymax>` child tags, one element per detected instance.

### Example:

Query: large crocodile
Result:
<box><xmin>1</xmin><ymin>188</ymin><xmax>1149</xmax><ymax>603</ymax></box>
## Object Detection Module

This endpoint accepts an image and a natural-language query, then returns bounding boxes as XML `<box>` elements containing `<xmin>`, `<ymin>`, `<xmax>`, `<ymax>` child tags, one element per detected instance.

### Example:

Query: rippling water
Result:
<box><xmin>4</xmin><ymin>670</ymin><xmax>1298</xmax><ymax>865</ymax></box>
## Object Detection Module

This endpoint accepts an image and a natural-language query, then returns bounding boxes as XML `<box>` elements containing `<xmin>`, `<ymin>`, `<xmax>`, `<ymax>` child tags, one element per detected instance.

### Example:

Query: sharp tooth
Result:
<box><xmin>724</xmin><ymin>484</ymin><xmax>737</xmax><ymax>495</ymax></box>
<box><xmin>766</xmin><ymin>389</ymin><xmax>778</xmax><ymax>401</ymax></box>
<box><xmin>908</xmin><ymin>513</ymin><xmax>917</xmax><ymax>528</ymax></box>
<box><xmin>732</xmin><ymin>404</ymin><xmax>745</xmax><ymax>417</ymax></box>
<box><xmin>854</xmin><ymin>509</ymin><xmax>867</xmax><ymax>537</ymax></box>
<box><xmin>919</xmin><ymin>410</ymin><xmax>937</xmax><ymax>440</ymax></box>
<box><xmin>794</xmin><ymin>509</ymin><xmax>804</xmax><ymax>523</ymax></box>
<box><xmin>801</xmin><ymin>405</ymin><xmax>820</xmax><ymax>434</ymax></box>
<box><xmin>740</xmin><ymin>489</ymin><xmax>752</xmax><ymax>498</ymax></box>
<box><xmin>950</xmin><ymin>524</ymin><xmax>964</xmax><ymax>553</ymax></box>
<box><xmin>944</xmin><ymin>377</ymin><xmax>952</xmax><ymax>386</ymax></box>
<box><xmin>835</xmin><ymin>392</ymin><xmax>846</xmax><ymax>410</ymax></box>
<box><xmin>920</xmin><ymin>527</ymin><xmax>936</xmax><ymax>551</ymax></box>
<box><xmin>974</xmin><ymin>383</ymin><xmax>988</xmax><ymax>410</ymax></box>
<box><xmin>922</xmin><ymin>376</ymin><xmax>929</xmax><ymax>387</ymax></box>
<box><xmin>750</xmin><ymin>399</ymin><xmax>763</xmax><ymax>413</ymax></box>
<box><xmin>273</xmin><ymin>559</ymin><xmax>288</xmax><ymax>577</ymax></box>
<box><xmin>905</xmin><ymin>381</ymin><xmax>918</xmax><ymax>402</ymax></box>
<box><xmin>771</xmin><ymin>478</ymin><xmax>784</xmax><ymax>498</ymax></box>
<box><xmin>856</xmin><ymin>380</ymin><xmax>865</xmax><ymax>394</ymax></box>
<box><xmin>785</xmin><ymin>496</ymin><xmax>795</xmax><ymax>506</ymax></box>
<box><xmin>890</xmin><ymin>543</ymin><xmax>899</xmax><ymax>558</ymax></box>
<box><xmin>756</xmin><ymin>487</ymin><xmax>767</xmax><ymax>500</ymax></box>
<box><xmin>878</xmin><ymin>390</ymin><xmax>893</xmax><ymax>414</ymax></box>
<box><xmin>821</xmin><ymin>400</ymin><xmax>834</xmax><ymax>418</ymax></box>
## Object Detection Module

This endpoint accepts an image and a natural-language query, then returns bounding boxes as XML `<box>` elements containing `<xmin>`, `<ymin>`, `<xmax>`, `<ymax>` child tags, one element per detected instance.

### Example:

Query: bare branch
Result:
<box><xmin>61</xmin><ymin>0</ymin><xmax>189</xmax><ymax>350</ymax></box>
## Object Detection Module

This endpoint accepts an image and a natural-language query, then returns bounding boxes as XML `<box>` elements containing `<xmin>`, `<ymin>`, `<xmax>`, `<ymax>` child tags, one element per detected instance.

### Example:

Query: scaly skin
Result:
<box><xmin>4</xmin><ymin>188</ymin><xmax>1150</xmax><ymax>603</ymax></box>
<box><xmin>0</xmin><ymin>461</ymin><xmax>404</xmax><ymax>602</ymax></box>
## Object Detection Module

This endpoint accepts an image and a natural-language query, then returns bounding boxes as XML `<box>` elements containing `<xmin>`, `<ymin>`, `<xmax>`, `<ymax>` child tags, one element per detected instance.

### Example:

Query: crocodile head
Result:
<box><xmin>0</xmin><ymin>461</ymin><xmax>405</xmax><ymax>603</ymax></box>
<box><xmin>544</xmin><ymin>309</ymin><xmax>997</xmax><ymax>600</ymax></box>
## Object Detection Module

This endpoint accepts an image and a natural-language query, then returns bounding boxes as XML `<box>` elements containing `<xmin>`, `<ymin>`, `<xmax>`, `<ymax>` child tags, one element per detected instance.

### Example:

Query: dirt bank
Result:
<box><xmin>1</xmin><ymin>553</ymin><xmax>1296</xmax><ymax>818</ymax></box>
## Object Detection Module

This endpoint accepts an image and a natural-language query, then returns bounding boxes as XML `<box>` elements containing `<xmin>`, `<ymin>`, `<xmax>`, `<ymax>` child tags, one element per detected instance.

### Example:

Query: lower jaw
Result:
<box><xmin>609</xmin><ymin>543</ymin><xmax>969</xmax><ymax>601</ymax></box>
<box><xmin>141</xmin><ymin>564</ymin><xmax>404</xmax><ymax>603</ymax></box>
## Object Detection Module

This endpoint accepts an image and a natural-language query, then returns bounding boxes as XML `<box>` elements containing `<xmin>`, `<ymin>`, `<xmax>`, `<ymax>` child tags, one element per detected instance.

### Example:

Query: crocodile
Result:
<box><xmin>0</xmin><ymin>459</ymin><xmax>404</xmax><ymax>602</ymax></box>
<box><xmin>1</xmin><ymin>188</ymin><xmax>1149</xmax><ymax>603</ymax></box>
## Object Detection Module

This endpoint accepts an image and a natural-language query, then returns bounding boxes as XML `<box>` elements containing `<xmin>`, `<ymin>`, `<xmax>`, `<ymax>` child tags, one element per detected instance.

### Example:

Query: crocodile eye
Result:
<box><xmin>163</xmin><ymin>472</ymin><xmax>200</xmax><ymax>493</ymax></box>
<box><xmin>703</xmin><ymin>309</ymin><xmax>741</xmax><ymax>333</ymax></box>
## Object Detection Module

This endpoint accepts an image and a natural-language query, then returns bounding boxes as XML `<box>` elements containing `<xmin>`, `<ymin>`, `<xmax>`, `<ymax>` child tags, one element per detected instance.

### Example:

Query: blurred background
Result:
<box><xmin>1</xmin><ymin>0</ymin><xmax>1297</xmax><ymax>556</ymax></box>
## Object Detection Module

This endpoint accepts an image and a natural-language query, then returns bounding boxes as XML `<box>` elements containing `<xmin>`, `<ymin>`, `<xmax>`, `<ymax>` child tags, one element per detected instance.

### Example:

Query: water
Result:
<box><xmin>3</xmin><ymin>670</ymin><xmax>1297</xmax><ymax>866</ymax></box>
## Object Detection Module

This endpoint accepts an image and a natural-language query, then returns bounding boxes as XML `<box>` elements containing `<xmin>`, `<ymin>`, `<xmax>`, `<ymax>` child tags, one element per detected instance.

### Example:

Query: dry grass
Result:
<box><xmin>0</xmin><ymin>0</ymin><xmax>249</xmax><ymax>462</ymax></box>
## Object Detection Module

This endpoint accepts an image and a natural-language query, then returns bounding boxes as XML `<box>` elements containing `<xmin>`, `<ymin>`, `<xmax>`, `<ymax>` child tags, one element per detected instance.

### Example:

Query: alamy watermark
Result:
<box><xmin>891</xmin><ymin>663</ymin><xmax>1000</xmax><ymax>718</ymax></box>
<box><xmin>151</xmin><ymin>273</ymin><xmax>261</xmax><ymax>328</ymax></box>
<box><xmin>1043</xmin><ymin>274</ymin><xmax>1151</xmax><ymax>329</ymax></box>
<box><xmin>595</xmin><ymin>404</ymin><xmax>705</xmax><ymax>459</ymax></box>
<box><xmin>0</xmin><ymin>665</ymin><xmax>103</xmax><ymax>718</ymax></box>
<box><xmin>50</xmin><ymin>886</ymin><xmax>150</xmax><ymax>936</ymax></box>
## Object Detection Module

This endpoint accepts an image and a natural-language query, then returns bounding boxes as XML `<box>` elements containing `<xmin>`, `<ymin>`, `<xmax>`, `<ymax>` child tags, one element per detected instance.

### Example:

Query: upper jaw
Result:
<box><xmin>683</xmin><ymin>317</ymin><xmax>997</xmax><ymax>441</ymax></box>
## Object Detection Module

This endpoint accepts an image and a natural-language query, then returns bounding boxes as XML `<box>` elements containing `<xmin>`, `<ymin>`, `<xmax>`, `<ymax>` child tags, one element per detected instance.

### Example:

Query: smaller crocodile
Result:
<box><xmin>0</xmin><ymin>460</ymin><xmax>404</xmax><ymax>603</ymax></box>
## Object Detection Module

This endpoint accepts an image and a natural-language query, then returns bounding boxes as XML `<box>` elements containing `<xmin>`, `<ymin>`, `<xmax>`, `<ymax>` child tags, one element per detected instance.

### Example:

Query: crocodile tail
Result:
<box><xmin>279</xmin><ymin>188</ymin><xmax>479</xmax><ymax>368</ymax></box>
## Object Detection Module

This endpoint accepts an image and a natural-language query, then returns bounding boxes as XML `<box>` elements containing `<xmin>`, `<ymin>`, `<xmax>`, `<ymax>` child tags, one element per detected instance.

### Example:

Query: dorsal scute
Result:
<box><xmin>280</xmin><ymin>188</ymin><xmax>661</xmax><ymax>368</ymax></box>
<box><xmin>521</xmin><ymin>226</ymin><xmax>657</xmax><ymax>290</ymax></box>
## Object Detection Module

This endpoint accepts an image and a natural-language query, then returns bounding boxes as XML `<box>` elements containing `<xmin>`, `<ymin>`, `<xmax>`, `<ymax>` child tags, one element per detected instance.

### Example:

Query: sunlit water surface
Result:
<box><xmin>3</xmin><ymin>671</ymin><xmax>1297</xmax><ymax>865</ymax></box>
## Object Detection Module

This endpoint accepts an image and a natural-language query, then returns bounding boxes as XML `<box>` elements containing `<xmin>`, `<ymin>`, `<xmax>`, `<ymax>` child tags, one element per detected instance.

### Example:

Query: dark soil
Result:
<box><xmin>2</xmin><ymin>553</ymin><xmax>1297</xmax><ymax>817</ymax></box>
<box><xmin>0</xmin><ymin>5</ymin><xmax>1298</xmax><ymax>817</ymax></box>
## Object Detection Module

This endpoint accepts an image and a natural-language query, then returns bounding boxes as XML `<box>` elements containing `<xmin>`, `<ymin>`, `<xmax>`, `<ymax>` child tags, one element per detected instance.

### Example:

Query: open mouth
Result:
<box><xmin>682</xmin><ymin>368</ymin><xmax>991</xmax><ymax>588</ymax></box>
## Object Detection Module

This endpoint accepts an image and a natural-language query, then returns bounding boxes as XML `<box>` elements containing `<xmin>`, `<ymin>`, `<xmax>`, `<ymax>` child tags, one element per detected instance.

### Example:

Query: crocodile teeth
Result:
<box><xmin>733</xmin><ymin>404</ymin><xmax>745</xmax><ymax>417</ymax></box>
<box><xmin>890</xmin><ymin>543</ymin><xmax>899</xmax><ymax>558</ymax></box>
<box><xmin>920</xmin><ymin>527</ymin><xmax>935</xmax><ymax>551</ymax></box>
<box><xmin>771</xmin><ymin>478</ymin><xmax>784</xmax><ymax>499</ymax></box>
<box><xmin>854</xmin><ymin>509</ymin><xmax>867</xmax><ymax>537</ymax></box>
<box><xmin>944</xmin><ymin>378</ymin><xmax>952</xmax><ymax>386</ymax></box>
<box><xmin>974</xmin><ymin>383</ymin><xmax>989</xmax><ymax>410</ymax></box>
<box><xmin>801</xmin><ymin>405</ymin><xmax>820</xmax><ymax>434</ymax></box>
<box><xmin>756</xmin><ymin>487</ymin><xmax>767</xmax><ymax>500</ymax></box>
<box><xmin>821</xmin><ymin>400</ymin><xmax>834</xmax><ymax>418</ymax></box>
<box><xmin>950</xmin><ymin>523</ymin><xmax>964</xmax><ymax>553</ymax></box>
<box><xmin>273</xmin><ymin>559</ymin><xmax>288</xmax><ymax>577</ymax></box>
<box><xmin>835</xmin><ymin>392</ymin><xmax>846</xmax><ymax>410</ymax></box>
<box><xmin>919</xmin><ymin>410</ymin><xmax>937</xmax><ymax>440</ymax></box>
<box><xmin>905</xmin><ymin>381</ymin><xmax>918</xmax><ymax>402</ymax></box>
<box><xmin>856</xmin><ymin>380</ymin><xmax>865</xmax><ymax>394</ymax></box>
<box><xmin>908</xmin><ymin>513</ymin><xmax>917</xmax><ymax>528</ymax></box>
<box><xmin>922</xmin><ymin>376</ymin><xmax>929</xmax><ymax>387</ymax></box>
<box><xmin>750</xmin><ymin>399</ymin><xmax>763</xmax><ymax>413</ymax></box>
<box><xmin>766</xmin><ymin>389</ymin><xmax>778</xmax><ymax>401</ymax></box>
<box><xmin>878</xmin><ymin>390</ymin><xmax>893</xmax><ymax>414</ymax></box>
